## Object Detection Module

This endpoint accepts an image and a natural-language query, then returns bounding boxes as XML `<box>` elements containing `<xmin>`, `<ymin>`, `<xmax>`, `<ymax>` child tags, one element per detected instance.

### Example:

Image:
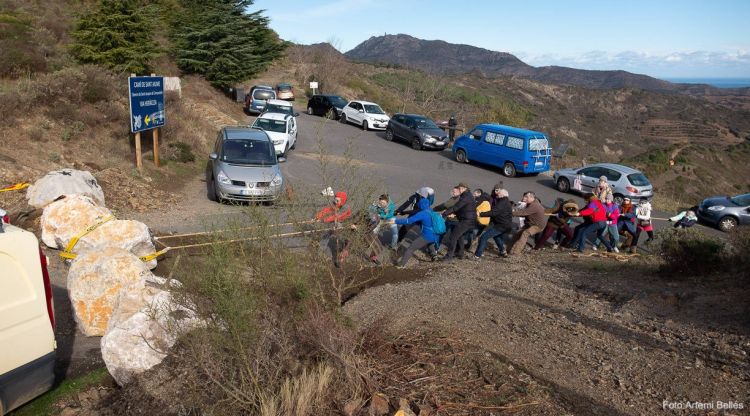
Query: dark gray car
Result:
<box><xmin>697</xmin><ymin>193</ymin><xmax>750</xmax><ymax>232</ymax></box>
<box><xmin>205</xmin><ymin>127</ymin><xmax>284</xmax><ymax>203</ymax></box>
<box><xmin>385</xmin><ymin>114</ymin><xmax>449</xmax><ymax>150</ymax></box>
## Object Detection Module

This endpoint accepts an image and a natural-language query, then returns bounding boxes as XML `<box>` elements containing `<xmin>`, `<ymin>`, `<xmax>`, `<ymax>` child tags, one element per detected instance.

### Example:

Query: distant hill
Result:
<box><xmin>345</xmin><ymin>34</ymin><xmax>748</xmax><ymax>94</ymax></box>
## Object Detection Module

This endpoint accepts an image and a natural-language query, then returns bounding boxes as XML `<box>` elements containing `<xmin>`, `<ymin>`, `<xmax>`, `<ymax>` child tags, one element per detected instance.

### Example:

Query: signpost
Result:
<box><xmin>309</xmin><ymin>81</ymin><xmax>318</xmax><ymax>96</ymax></box>
<box><xmin>128</xmin><ymin>75</ymin><xmax>165</xmax><ymax>169</ymax></box>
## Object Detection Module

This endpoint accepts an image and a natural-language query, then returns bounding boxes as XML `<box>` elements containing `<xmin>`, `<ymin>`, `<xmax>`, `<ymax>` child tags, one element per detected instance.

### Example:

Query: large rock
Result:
<box><xmin>40</xmin><ymin>194</ymin><xmax>112</xmax><ymax>249</ymax></box>
<box><xmin>101</xmin><ymin>276</ymin><xmax>200</xmax><ymax>386</ymax></box>
<box><xmin>27</xmin><ymin>169</ymin><xmax>105</xmax><ymax>208</ymax></box>
<box><xmin>77</xmin><ymin>220</ymin><xmax>157</xmax><ymax>269</ymax></box>
<box><xmin>67</xmin><ymin>247</ymin><xmax>152</xmax><ymax>336</ymax></box>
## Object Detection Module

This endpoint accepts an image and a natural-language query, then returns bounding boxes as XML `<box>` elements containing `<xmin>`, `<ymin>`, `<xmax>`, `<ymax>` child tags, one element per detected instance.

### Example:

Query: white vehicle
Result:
<box><xmin>340</xmin><ymin>100</ymin><xmax>390</xmax><ymax>131</ymax></box>
<box><xmin>251</xmin><ymin>112</ymin><xmax>297</xmax><ymax>159</ymax></box>
<box><xmin>0</xmin><ymin>220</ymin><xmax>56</xmax><ymax>415</ymax></box>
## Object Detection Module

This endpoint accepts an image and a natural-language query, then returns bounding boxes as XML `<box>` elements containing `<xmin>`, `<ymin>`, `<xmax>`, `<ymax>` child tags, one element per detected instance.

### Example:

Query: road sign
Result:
<box><xmin>309</xmin><ymin>81</ymin><xmax>318</xmax><ymax>89</ymax></box>
<box><xmin>128</xmin><ymin>76</ymin><xmax>165</xmax><ymax>133</ymax></box>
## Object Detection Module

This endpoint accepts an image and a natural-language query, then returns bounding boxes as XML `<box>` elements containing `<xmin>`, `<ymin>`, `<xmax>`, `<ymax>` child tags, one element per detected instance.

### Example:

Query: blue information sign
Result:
<box><xmin>128</xmin><ymin>76</ymin><xmax>165</xmax><ymax>133</ymax></box>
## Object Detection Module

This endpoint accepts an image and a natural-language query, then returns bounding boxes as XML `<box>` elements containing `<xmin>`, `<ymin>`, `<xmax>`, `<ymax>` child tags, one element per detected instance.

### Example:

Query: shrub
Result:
<box><xmin>657</xmin><ymin>228</ymin><xmax>727</xmax><ymax>276</ymax></box>
<box><xmin>166</xmin><ymin>141</ymin><xmax>195</xmax><ymax>163</ymax></box>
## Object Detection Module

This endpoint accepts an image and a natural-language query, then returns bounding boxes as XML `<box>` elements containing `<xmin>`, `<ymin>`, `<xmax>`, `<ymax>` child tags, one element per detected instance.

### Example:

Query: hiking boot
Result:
<box><xmin>551</xmin><ymin>243</ymin><xmax>559</xmax><ymax>250</ymax></box>
<box><xmin>499</xmin><ymin>250</ymin><xmax>509</xmax><ymax>258</ymax></box>
<box><xmin>613</xmin><ymin>247</ymin><xmax>620</xmax><ymax>253</ymax></box>
<box><xmin>592</xmin><ymin>245</ymin><xmax>598</xmax><ymax>251</ymax></box>
<box><xmin>645</xmin><ymin>238</ymin><xmax>654</xmax><ymax>244</ymax></box>
<box><xmin>470</xmin><ymin>255</ymin><xmax>481</xmax><ymax>261</ymax></box>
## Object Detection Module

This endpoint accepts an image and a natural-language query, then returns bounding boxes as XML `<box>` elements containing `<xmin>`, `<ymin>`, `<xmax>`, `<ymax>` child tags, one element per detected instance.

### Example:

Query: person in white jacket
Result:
<box><xmin>630</xmin><ymin>199</ymin><xmax>654</xmax><ymax>254</ymax></box>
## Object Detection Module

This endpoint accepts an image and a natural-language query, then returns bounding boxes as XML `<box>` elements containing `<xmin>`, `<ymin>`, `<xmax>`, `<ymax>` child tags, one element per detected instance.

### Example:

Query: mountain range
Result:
<box><xmin>344</xmin><ymin>34</ymin><xmax>748</xmax><ymax>95</ymax></box>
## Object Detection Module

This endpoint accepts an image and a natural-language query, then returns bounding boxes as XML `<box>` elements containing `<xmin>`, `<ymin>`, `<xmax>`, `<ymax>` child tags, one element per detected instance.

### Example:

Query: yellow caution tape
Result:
<box><xmin>60</xmin><ymin>215</ymin><xmax>115</xmax><ymax>259</ymax></box>
<box><xmin>0</xmin><ymin>182</ymin><xmax>30</xmax><ymax>193</ymax></box>
<box><xmin>60</xmin><ymin>247</ymin><xmax>170</xmax><ymax>262</ymax></box>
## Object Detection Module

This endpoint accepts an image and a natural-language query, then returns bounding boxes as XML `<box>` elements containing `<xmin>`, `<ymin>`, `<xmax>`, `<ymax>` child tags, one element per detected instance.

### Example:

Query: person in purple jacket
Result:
<box><xmin>392</xmin><ymin>198</ymin><xmax>439</xmax><ymax>267</ymax></box>
<box><xmin>594</xmin><ymin>194</ymin><xmax>621</xmax><ymax>252</ymax></box>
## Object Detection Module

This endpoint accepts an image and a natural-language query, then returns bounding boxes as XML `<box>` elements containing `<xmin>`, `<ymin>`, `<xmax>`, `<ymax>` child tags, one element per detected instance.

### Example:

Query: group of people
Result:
<box><xmin>314</xmin><ymin>175</ymin><xmax>689</xmax><ymax>268</ymax></box>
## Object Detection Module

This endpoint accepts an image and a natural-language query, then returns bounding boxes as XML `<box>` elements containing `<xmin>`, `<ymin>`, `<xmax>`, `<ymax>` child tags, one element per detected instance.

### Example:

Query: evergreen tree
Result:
<box><xmin>71</xmin><ymin>0</ymin><xmax>159</xmax><ymax>74</ymax></box>
<box><xmin>170</xmin><ymin>0</ymin><xmax>286</xmax><ymax>88</ymax></box>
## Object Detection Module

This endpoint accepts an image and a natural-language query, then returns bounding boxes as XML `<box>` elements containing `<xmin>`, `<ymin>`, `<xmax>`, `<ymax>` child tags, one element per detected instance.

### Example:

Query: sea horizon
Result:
<box><xmin>661</xmin><ymin>77</ymin><xmax>750</xmax><ymax>88</ymax></box>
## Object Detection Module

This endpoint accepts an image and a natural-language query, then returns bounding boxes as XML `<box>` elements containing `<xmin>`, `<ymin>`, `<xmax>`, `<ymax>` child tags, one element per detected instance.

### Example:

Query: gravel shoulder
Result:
<box><xmin>344</xmin><ymin>251</ymin><xmax>750</xmax><ymax>415</ymax></box>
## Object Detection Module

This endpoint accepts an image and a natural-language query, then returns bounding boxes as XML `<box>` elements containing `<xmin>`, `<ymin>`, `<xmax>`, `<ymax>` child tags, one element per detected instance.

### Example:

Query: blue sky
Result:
<box><xmin>253</xmin><ymin>0</ymin><xmax>750</xmax><ymax>78</ymax></box>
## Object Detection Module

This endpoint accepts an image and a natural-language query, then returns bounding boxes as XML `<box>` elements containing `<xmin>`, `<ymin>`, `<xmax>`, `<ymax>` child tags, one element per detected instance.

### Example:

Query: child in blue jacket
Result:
<box><xmin>393</xmin><ymin>198</ymin><xmax>439</xmax><ymax>267</ymax></box>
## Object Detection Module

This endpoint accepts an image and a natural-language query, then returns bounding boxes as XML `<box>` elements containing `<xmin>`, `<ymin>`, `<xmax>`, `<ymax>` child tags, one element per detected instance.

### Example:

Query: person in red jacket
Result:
<box><xmin>572</xmin><ymin>193</ymin><xmax>614</xmax><ymax>253</ymax></box>
<box><xmin>315</xmin><ymin>191</ymin><xmax>353</xmax><ymax>267</ymax></box>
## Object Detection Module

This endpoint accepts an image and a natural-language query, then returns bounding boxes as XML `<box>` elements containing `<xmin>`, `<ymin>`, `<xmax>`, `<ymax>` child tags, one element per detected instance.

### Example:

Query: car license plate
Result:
<box><xmin>240</xmin><ymin>189</ymin><xmax>262</xmax><ymax>196</ymax></box>
<box><xmin>435</xmin><ymin>141</ymin><xmax>444</xmax><ymax>146</ymax></box>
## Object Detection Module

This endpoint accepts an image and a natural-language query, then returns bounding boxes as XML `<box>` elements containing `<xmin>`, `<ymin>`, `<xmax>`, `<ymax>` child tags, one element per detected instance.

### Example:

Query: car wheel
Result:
<box><xmin>362</xmin><ymin>120</ymin><xmax>368</xmax><ymax>131</ymax></box>
<box><xmin>718</xmin><ymin>216</ymin><xmax>738</xmax><ymax>232</ymax></box>
<box><xmin>207</xmin><ymin>175</ymin><xmax>218</xmax><ymax>202</ymax></box>
<box><xmin>613</xmin><ymin>194</ymin><xmax>625</xmax><ymax>205</ymax></box>
<box><xmin>385</xmin><ymin>129</ymin><xmax>394</xmax><ymax>141</ymax></box>
<box><xmin>455</xmin><ymin>149</ymin><xmax>468</xmax><ymax>163</ymax></box>
<box><xmin>307</xmin><ymin>106</ymin><xmax>313</xmax><ymax>115</ymax></box>
<box><xmin>557</xmin><ymin>177</ymin><xmax>570</xmax><ymax>193</ymax></box>
<box><xmin>502</xmin><ymin>162</ymin><xmax>517</xmax><ymax>177</ymax></box>
<box><xmin>327</xmin><ymin>109</ymin><xmax>337</xmax><ymax>120</ymax></box>
<box><xmin>340</xmin><ymin>113</ymin><xmax>347</xmax><ymax>124</ymax></box>
<box><xmin>411</xmin><ymin>138</ymin><xmax>422</xmax><ymax>150</ymax></box>
<box><xmin>290</xmin><ymin>137</ymin><xmax>296</xmax><ymax>150</ymax></box>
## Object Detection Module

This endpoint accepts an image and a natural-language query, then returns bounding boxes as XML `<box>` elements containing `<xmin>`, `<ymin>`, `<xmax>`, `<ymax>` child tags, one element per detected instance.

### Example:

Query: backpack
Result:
<box><xmin>429</xmin><ymin>211</ymin><xmax>446</xmax><ymax>235</ymax></box>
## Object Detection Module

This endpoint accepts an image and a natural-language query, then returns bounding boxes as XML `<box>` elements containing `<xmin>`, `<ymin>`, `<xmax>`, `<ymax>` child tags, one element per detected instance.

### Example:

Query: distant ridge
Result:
<box><xmin>344</xmin><ymin>34</ymin><xmax>749</xmax><ymax>94</ymax></box>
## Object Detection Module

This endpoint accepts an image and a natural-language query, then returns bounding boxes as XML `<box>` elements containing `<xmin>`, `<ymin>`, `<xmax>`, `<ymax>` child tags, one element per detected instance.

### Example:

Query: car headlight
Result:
<box><xmin>217</xmin><ymin>170</ymin><xmax>231</xmax><ymax>185</ymax></box>
<box><xmin>707</xmin><ymin>206</ymin><xmax>725</xmax><ymax>211</ymax></box>
<box><xmin>423</xmin><ymin>135</ymin><xmax>436</xmax><ymax>143</ymax></box>
<box><xmin>272</xmin><ymin>139</ymin><xmax>284</xmax><ymax>145</ymax></box>
<box><xmin>271</xmin><ymin>173</ymin><xmax>283</xmax><ymax>186</ymax></box>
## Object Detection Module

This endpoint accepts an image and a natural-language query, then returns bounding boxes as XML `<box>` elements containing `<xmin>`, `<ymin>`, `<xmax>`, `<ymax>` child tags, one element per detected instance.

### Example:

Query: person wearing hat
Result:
<box><xmin>534</xmin><ymin>198</ymin><xmax>578</xmax><ymax>250</ymax></box>
<box><xmin>440</xmin><ymin>182</ymin><xmax>476</xmax><ymax>261</ymax></box>
<box><xmin>629</xmin><ymin>199</ymin><xmax>654</xmax><ymax>254</ymax></box>
<box><xmin>593</xmin><ymin>194</ymin><xmax>620</xmax><ymax>252</ymax></box>
<box><xmin>473</xmin><ymin>188</ymin><xmax>513</xmax><ymax>259</ymax></box>
<box><xmin>594</xmin><ymin>176</ymin><xmax>613</xmax><ymax>202</ymax></box>
<box><xmin>617</xmin><ymin>197</ymin><xmax>637</xmax><ymax>248</ymax></box>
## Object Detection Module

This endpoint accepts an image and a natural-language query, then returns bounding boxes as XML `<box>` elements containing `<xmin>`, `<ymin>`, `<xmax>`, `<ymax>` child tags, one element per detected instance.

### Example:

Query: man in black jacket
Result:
<box><xmin>473</xmin><ymin>188</ymin><xmax>512</xmax><ymax>258</ymax></box>
<box><xmin>440</xmin><ymin>183</ymin><xmax>476</xmax><ymax>261</ymax></box>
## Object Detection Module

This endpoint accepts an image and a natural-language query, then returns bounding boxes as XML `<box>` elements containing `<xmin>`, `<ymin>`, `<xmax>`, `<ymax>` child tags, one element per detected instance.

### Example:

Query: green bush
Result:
<box><xmin>657</xmin><ymin>228</ymin><xmax>727</xmax><ymax>276</ymax></box>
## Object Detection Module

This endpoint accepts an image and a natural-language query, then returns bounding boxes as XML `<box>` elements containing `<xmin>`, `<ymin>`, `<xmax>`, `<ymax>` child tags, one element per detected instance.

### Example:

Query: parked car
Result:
<box><xmin>275</xmin><ymin>83</ymin><xmax>295</xmax><ymax>101</ymax></box>
<box><xmin>251</xmin><ymin>112</ymin><xmax>297</xmax><ymax>158</ymax></box>
<box><xmin>261</xmin><ymin>99</ymin><xmax>299</xmax><ymax>120</ymax></box>
<box><xmin>340</xmin><ymin>100</ymin><xmax>390</xmax><ymax>131</ymax></box>
<box><xmin>697</xmin><ymin>192</ymin><xmax>750</xmax><ymax>232</ymax></box>
<box><xmin>386</xmin><ymin>113</ymin><xmax>449</xmax><ymax>150</ymax></box>
<box><xmin>1</xmin><ymin>221</ymin><xmax>56</xmax><ymax>415</ymax></box>
<box><xmin>244</xmin><ymin>85</ymin><xmax>276</xmax><ymax>114</ymax></box>
<box><xmin>453</xmin><ymin>124</ymin><xmax>552</xmax><ymax>177</ymax></box>
<box><xmin>553</xmin><ymin>163</ymin><xmax>654</xmax><ymax>204</ymax></box>
<box><xmin>306</xmin><ymin>95</ymin><xmax>348</xmax><ymax>119</ymax></box>
<box><xmin>205</xmin><ymin>126</ymin><xmax>284</xmax><ymax>203</ymax></box>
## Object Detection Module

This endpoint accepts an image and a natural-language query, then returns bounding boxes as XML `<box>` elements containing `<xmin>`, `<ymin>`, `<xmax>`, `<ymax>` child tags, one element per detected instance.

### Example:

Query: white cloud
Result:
<box><xmin>521</xmin><ymin>50</ymin><xmax>750</xmax><ymax>77</ymax></box>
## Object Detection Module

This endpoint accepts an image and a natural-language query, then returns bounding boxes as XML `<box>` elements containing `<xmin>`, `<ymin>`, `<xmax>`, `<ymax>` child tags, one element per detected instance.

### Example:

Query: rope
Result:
<box><xmin>160</xmin><ymin>228</ymin><xmax>332</xmax><ymax>251</ymax></box>
<box><xmin>154</xmin><ymin>220</ymin><xmax>317</xmax><ymax>240</ymax></box>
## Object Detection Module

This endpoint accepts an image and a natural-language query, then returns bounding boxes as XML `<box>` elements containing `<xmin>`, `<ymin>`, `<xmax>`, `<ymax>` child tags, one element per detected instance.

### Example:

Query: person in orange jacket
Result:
<box><xmin>315</xmin><ymin>191</ymin><xmax>353</xmax><ymax>267</ymax></box>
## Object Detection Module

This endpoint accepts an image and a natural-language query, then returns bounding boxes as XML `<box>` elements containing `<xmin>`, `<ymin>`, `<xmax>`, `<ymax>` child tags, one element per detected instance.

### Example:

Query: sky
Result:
<box><xmin>252</xmin><ymin>0</ymin><xmax>750</xmax><ymax>79</ymax></box>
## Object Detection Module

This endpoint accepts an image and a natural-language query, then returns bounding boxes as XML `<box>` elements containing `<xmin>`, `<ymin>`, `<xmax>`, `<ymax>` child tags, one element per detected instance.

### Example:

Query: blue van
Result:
<box><xmin>452</xmin><ymin>124</ymin><xmax>552</xmax><ymax>177</ymax></box>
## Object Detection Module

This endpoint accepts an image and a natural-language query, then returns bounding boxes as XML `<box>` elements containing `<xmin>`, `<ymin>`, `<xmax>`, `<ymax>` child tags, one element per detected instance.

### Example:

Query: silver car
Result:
<box><xmin>206</xmin><ymin>126</ymin><xmax>284</xmax><ymax>203</ymax></box>
<box><xmin>697</xmin><ymin>193</ymin><xmax>750</xmax><ymax>232</ymax></box>
<box><xmin>553</xmin><ymin>163</ymin><xmax>653</xmax><ymax>204</ymax></box>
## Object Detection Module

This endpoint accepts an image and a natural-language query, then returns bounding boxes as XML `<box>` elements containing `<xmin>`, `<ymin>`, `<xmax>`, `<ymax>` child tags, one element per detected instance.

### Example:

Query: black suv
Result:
<box><xmin>306</xmin><ymin>95</ymin><xmax>348</xmax><ymax>119</ymax></box>
<box><xmin>385</xmin><ymin>114</ymin><xmax>449</xmax><ymax>150</ymax></box>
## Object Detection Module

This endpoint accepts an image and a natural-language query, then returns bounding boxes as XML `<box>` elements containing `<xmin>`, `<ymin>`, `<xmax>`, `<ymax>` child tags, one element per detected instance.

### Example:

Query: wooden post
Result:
<box><xmin>153</xmin><ymin>128</ymin><xmax>160</xmax><ymax>167</ymax></box>
<box><xmin>135</xmin><ymin>131</ymin><xmax>142</xmax><ymax>170</ymax></box>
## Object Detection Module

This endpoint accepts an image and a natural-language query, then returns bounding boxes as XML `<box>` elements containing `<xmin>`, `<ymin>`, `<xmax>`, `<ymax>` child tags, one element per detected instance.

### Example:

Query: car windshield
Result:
<box><xmin>412</xmin><ymin>117</ymin><xmax>439</xmax><ymax>129</ymax></box>
<box><xmin>363</xmin><ymin>104</ymin><xmax>385</xmax><ymax>114</ymax></box>
<box><xmin>253</xmin><ymin>118</ymin><xmax>287</xmax><ymax>133</ymax></box>
<box><xmin>277</xmin><ymin>84</ymin><xmax>292</xmax><ymax>91</ymax></box>
<box><xmin>264</xmin><ymin>104</ymin><xmax>293</xmax><ymax>115</ymax></box>
<box><xmin>328</xmin><ymin>96</ymin><xmax>348</xmax><ymax>107</ymax></box>
<box><xmin>253</xmin><ymin>90</ymin><xmax>274</xmax><ymax>100</ymax></box>
<box><xmin>221</xmin><ymin>139</ymin><xmax>276</xmax><ymax>165</ymax></box>
<box><xmin>730</xmin><ymin>193</ymin><xmax>750</xmax><ymax>206</ymax></box>
<box><xmin>627</xmin><ymin>173</ymin><xmax>651</xmax><ymax>187</ymax></box>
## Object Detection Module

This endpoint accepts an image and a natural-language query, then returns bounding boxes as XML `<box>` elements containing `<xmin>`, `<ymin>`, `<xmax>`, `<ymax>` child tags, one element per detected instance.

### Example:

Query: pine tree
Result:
<box><xmin>70</xmin><ymin>0</ymin><xmax>159</xmax><ymax>74</ymax></box>
<box><xmin>170</xmin><ymin>0</ymin><xmax>286</xmax><ymax>88</ymax></box>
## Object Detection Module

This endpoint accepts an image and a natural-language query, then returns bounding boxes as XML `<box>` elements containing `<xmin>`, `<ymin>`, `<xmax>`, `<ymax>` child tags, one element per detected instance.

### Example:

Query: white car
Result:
<box><xmin>1</xmin><ymin>220</ymin><xmax>56</xmax><ymax>415</ymax></box>
<box><xmin>340</xmin><ymin>100</ymin><xmax>390</xmax><ymax>131</ymax></box>
<box><xmin>251</xmin><ymin>112</ymin><xmax>297</xmax><ymax>158</ymax></box>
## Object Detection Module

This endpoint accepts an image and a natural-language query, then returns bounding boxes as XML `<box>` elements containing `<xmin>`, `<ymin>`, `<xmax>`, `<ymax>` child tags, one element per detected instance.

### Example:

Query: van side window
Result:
<box><xmin>505</xmin><ymin>136</ymin><xmax>524</xmax><ymax>150</ymax></box>
<box><xmin>485</xmin><ymin>131</ymin><xmax>505</xmax><ymax>145</ymax></box>
<box><xmin>469</xmin><ymin>128</ymin><xmax>484</xmax><ymax>140</ymax></box>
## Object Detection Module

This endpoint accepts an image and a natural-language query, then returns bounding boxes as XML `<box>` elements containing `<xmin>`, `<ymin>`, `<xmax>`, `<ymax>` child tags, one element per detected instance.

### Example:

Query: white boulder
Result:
<box><xmin>77</xmin><ymin>220</ymin><xmax>157</xmax><ymax>269</ymax></box>
<box><xmin>101</xmin><ymin>276</ymin><xmax>200</xmax><ymax>386</ymax></box>
<box><xmin>67</xmin><ymin>247</ymin><xmax>152</xmax><ymax>336</ymax></box>
<box><xmin>40</xmin><ymin>194</ymin><xmax>112</xmax><ymax>249</ymax></box>
<box><xmin>27</xmin><ymin>169</ymin><xmax>105</xmax><ymax>208</ymax></box>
